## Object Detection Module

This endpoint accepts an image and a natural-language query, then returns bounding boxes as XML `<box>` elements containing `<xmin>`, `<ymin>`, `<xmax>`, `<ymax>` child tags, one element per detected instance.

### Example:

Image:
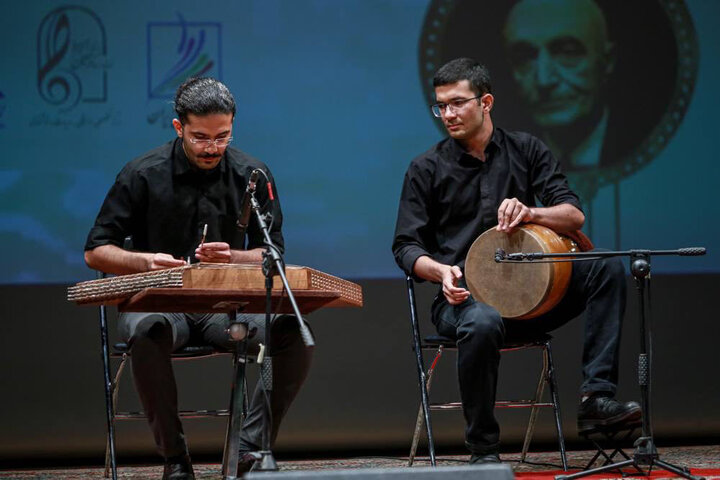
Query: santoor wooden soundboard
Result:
<box><xmin>68</xmin><ymin>263</ymin><xmax>363</xmax><ymax>312</ymax></box>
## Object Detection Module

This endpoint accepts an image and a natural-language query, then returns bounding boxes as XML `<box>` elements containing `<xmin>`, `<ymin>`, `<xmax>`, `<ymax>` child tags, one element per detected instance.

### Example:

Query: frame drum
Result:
<box><xmin>464</xmin><ymin>224</ymin><xmax>579</xmax><ymax>319</ymax></box>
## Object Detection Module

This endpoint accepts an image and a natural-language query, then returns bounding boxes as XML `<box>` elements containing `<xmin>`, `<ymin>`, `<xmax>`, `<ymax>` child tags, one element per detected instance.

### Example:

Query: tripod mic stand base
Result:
<box><xmin>555</xmin><ymin>442</ymin><xmax>705</xmax><ymax>480</ymax></box>
<box><xmin>253</xmin><ymin>450</ymin><xmax>278</xmax><ymax>472</ymax></box>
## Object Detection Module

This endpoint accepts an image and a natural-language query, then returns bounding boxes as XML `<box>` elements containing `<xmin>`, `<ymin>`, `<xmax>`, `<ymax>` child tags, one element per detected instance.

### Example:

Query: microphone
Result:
<box><xmin>228</xmin><ymin>322</ymin><xmax>248</xmax><ymax>341</ymax></box>
<box><xmin>236</xmin><ymin>169</ymin><xmax>260</xmax><ymax>239</ymax></box>
<box><xmin>678</xmin><ymin>247</ymin><xmax>706</xmax><ymax>256</ymax></box>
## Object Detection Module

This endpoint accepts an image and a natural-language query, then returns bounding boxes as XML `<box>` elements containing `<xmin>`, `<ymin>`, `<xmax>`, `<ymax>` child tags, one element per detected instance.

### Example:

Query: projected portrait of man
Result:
<box><xmin>419</xmin><ymin>0</ymin><xmax>697</xmax><ymax>245</ymax></box>
<box><xmin>502</xmin><ymin>0</ymin><xmax>615</xmax><ymax>169</ymax></box>
<box><xmin>420</xmin><ymin>0</ymin><xmax>696</xmax><ymax>182</ymax></box>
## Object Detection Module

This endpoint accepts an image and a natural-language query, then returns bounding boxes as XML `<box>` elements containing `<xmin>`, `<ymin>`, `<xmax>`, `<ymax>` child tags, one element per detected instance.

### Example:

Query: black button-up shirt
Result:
<box><xmin>392</xmin><ymin>128</ymin><xmax>581</xmax><ymax>277</ymax></box>
<box><xmin>85</xmin><ymin>138</ymin><xmax>284</xmax><ymax>260</ymax></box>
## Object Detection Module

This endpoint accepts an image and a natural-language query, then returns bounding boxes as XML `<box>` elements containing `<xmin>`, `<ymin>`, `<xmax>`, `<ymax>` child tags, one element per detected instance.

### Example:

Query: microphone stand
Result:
<box><xmin>496</xmin><ymin>247</ymin><xmax>706</xmax><ymax>480</ymax></box>
<box><xmin>245</xmin><ymin>185</ymin><xmax>314</xmax><ymax>473</ymax></box>
<box><xmin>222</xmin><ymin>310</ymin><xmax>249</xmax><ymax>480</ymax></box>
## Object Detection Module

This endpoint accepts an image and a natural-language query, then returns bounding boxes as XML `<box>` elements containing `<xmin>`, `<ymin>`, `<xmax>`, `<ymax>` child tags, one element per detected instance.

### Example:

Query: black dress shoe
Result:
<box><xmin>163</xmin><ymin>454</ymin><xmax>195</xmax><ymax>480</ymax></box>
<box><xmin>470</xmin><ymin>452</ymin><xmax>501</xmax><ymax>464</ymax></box>
<box><xmin>577</xmin><ymin>394</ymin><xmax>642</xmax><ymax>433</ymax></box>
<box><xmin>237</xmin><ymin>452</ymin><xmax>260</xmax><ymax>475</ymax></box>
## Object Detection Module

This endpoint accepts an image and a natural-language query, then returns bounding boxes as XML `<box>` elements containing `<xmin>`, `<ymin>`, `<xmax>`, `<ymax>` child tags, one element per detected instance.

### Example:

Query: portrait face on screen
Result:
<box><xmin>419</xmin><ymin>0</ymin><xmax>698</xmax><ymax>198</ymax></box>
<box><xmin>502</xmin><ymin>0</ymin><xmax>614</xmax><ymax>132</ymax></box>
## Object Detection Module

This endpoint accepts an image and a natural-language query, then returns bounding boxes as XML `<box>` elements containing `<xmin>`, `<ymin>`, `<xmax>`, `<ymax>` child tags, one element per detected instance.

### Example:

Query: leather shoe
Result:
<box><xmin>237</xmin><ymin>452</ymin><xmax>260</xmax><ymax>475</ymax></box>
<box><xmin>577</xmin><ymin>393</ymin><xmax>641</xmax><ymax>433</ymax></box>
<box><xmin>470</xmin><ymin>452</ymin><xmax>501</xmax><ymax>464</ymax></box>
<box><xmin>162</xmin><ymin>454</ymin><xmax>195</xmax><ymax>480</ymax></box>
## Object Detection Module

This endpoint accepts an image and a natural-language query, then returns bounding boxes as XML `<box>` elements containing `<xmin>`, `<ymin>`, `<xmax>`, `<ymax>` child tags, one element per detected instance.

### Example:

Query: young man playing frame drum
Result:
<box><xmin>392</xmin><ymin>58</ymin><xmax>640</xmax><ymax>464</ymax></box>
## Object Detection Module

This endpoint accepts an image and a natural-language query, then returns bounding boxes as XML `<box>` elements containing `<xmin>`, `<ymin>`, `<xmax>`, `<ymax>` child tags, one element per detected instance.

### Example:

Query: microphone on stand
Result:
<box><xmin>228</xmin><ymin>169</ymin><xmax>261</xmax><ymax>342</ymax></box>
<box><xmin>236</xmin><ymin>169</ymin><xmax>260</xmax><ymax>240</ymax></box>
<box><xmin>494</xmin><ymin>249</ymin><xmax>542</xmax><ymax>261</ymax></box>
<box><xmin>228</xmin><ymin>322</ymin><xmax>248</xmax><ymax>341</ymax></box>
<box><xmin>678</xmin><ymin>247</ymin><xmax>706</xmax><ymax>256</ymax></box>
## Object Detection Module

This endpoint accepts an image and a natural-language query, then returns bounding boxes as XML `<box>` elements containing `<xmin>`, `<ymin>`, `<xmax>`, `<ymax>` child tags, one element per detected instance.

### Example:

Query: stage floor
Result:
<box><xmin>0</xmin><ymin>445</ymin><xmax>718</xmax><ymax>479</ymax></box>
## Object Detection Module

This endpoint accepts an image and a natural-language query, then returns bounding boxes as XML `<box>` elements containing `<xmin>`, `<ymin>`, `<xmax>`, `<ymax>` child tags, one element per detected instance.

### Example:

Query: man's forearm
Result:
<box><xmin>87</xmin><ymin>245</ymin><xmax>267</xmax><ymax>275</ymax></box>
<box><xmin>413</xmin><ymin>255</ymin><xmax>449</xmax><ymax>283</ymax></box>
<box><xmin>84</xmin><ymin>244</ymin><xmax>154</xmax><ymax>275</ymax></box>
<box><xmin>530</xmin><ymin>203</ymin><xmax>585</xmax><ymax>232</ymax></box>
<box><xmin>229</xmin><ymin>247</ymin><xmax>264</xmax><ymax>264</ymax></box>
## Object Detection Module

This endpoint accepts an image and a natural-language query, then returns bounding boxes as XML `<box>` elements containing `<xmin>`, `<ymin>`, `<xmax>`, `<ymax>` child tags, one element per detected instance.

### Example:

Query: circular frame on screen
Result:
<box><xmin>418</xmin><ymin>0</ymin><xmax>698</xmax><ymax>197</ymax></box>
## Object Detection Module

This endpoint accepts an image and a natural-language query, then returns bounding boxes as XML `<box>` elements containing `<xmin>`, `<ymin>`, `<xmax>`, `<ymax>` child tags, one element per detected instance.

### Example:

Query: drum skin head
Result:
<box><xmin>465</xmin><ymin>224</ymin><xmax>572</xmax><ymax>319</ymax></box>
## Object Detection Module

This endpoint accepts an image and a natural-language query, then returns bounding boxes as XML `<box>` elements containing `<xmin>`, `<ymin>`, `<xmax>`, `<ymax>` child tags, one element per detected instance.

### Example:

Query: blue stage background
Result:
<box><xmin>0</xmin><ymin>0</ymin><xmax>718</xmax><ymax>284</ymax></box>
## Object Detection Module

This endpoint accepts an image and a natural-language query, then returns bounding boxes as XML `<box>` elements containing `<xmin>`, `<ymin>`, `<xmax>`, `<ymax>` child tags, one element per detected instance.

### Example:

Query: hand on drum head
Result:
<box><xmin>497</xmin><ymin>197</ymin><xmax>535</xmax><ymax>233</ymax></box>
<box><xmin>442</xmin><ymin>265</ymin><xmax>470</xmax><ymax>305</ymax></box>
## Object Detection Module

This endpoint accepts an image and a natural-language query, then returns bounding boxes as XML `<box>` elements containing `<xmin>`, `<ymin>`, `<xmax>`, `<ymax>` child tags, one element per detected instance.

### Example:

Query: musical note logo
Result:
<box><xmin>36</xmin><ymin>6</ymin><xmax>108</xmax><ymax>112</ymax></box>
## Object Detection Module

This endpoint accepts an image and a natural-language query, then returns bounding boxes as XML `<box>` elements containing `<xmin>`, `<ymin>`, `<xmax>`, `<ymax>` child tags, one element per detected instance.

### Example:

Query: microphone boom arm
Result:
<box><xmin>496</xmin><ymin>247</ymin><xmax>706</xmax><ymax>263</ymax></box>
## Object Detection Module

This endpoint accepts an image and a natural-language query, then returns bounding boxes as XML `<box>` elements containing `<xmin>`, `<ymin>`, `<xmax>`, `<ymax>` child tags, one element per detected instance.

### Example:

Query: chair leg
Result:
<box><xmin>104</xmin><ymin>354</ymin><xmax>126</xmax><ymax>478</ymax></box>
<box><xmin>520</xmin><ymin>345</ymin><xmax>549</xmax><ymax>463</ymax></box>
<box><xmin>407</xmin><ymin>277</ymin><xmax>437</xmax><ymax>467</ymax></box>
<box><xmin>408</xmin><ymin>346</ymin><xmax>443</xmax><ymax>467</ymax></box>
<box><xmin>545</xmin><ymin>340</ymin><xmax>568</xmax><ymax>471</ymax></box>
<box><xmin>99</xmin><ymin>303</ymin><xmax>118</xmax><ymax>480</ymax></box>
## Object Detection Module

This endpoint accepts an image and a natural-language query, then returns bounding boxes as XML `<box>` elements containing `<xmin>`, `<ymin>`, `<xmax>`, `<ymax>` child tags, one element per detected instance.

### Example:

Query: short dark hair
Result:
<box><xmin>433</xmin><ymin>58</ymin><xmax>492</xmax><ymax>96</ymax></box>
<box><xmin>174</xmin><ymin>77</ymin><xmax>236</xmax><ymax>124</ymax></box>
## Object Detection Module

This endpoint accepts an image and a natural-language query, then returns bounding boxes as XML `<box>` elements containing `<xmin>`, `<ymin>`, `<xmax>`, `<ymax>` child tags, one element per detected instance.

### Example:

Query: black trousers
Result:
<box><xmin>431</xmin><ymin>253</ymin><xmax>626</xmax><ymax>455</ymax></box>
<box><xmin>118</xmin><ymin>312</ymin><xmax>314</xmax><ymax>459</ymax></box>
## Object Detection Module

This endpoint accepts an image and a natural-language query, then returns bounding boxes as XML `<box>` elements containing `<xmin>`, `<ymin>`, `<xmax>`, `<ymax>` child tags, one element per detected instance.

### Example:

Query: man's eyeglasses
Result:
<box><xmin>431</xmin><ymin>95</ymin><xmax>483</xmax><ymax>118</ymax></box>
<box><xmin>187</xmin><ymin>137</ymin><xmax>234</xmax><ymax>148</ymax></box>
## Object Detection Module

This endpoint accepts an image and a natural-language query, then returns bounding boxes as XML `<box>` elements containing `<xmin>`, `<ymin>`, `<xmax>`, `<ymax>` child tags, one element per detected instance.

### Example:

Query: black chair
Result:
<box><xmin>405</xmin><ymin>276</ymin><xmax>568</xmax><ymax>470</ymax></box>
<box><xmin>96</xmin><ymin>272</ymin><xmax>249</xmax><ymax>480</ymax></box>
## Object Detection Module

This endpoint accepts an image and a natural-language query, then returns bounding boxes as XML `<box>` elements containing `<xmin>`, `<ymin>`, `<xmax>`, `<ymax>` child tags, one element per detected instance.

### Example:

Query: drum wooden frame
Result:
<box><xmin>465</xmin><ymin>224</ymin><xmax>578</xmax><ymax>319</ymax></box>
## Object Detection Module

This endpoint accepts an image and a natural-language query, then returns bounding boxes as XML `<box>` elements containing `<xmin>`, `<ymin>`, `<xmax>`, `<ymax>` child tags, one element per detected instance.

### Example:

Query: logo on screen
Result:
<box><xmin>36</xmin><ymin>6</ymin><xmax>108</xmax><ymax>112</ymax></box>
<box><xmin>418</xmin><ymin>0</ymin><xmax>698</xmax><ymax>195</ymax></box>
<box><xmin>147</xmin><ymin>14</ymin><xmax>222</xmax><ymax>99</ymax></box>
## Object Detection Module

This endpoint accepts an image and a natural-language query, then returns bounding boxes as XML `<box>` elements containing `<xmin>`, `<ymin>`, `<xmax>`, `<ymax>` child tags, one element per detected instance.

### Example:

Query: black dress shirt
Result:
<box><xmin>392</xmin><ymin>128</ymin><xmax>581</xmax><ymax>277</ymax></box>
<box><xmin>85</xmin><ymin>138</ymin><xmax>284</xmax><ymax>260</ymax></box>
